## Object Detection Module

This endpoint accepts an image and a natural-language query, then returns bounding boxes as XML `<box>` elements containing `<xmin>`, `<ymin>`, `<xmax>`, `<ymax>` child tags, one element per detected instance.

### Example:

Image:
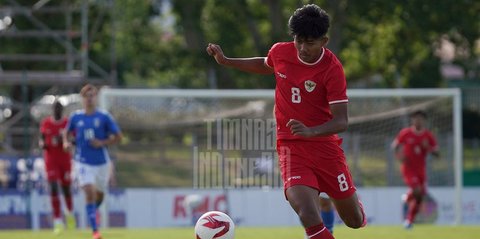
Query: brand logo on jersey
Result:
<box><xmin>287</xmin><ymin>176</ymin><xmax>301</xmax><ymax>181</ymax></box>
<box><xmin>304</xmin><ymin>80</ymin><xmax>316</xmax><ymax>92</ymax></box>
<box><xmin>94</xmin><ymin>118</ymin><xmax>100</xmax><ymax>128</ymax></box>
<box><xmin>277</xmin><ymin>72</ymin><xmax>287</xmax><ymax>79</ymax></box>
<box><xmin>77</xmin><ymin>120</ymin><xmax>84</xmax><ymax>127</ymax></box>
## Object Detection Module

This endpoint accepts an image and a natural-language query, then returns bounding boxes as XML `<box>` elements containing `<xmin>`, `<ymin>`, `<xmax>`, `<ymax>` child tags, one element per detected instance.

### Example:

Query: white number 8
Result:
<box><xmin>291</xmin><ymin>87</ymin><xmax>301</xmax><ymax>103</ymax></box>
<box><xmin>337</xmin><ymin>173</ymin><xmax>349</xmax><ymax>192</ymax></box>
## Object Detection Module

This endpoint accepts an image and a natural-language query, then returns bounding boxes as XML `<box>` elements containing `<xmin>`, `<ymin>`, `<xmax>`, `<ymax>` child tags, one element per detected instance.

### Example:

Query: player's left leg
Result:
<box><xmin>60</xmin><ymin>161</ymin><xmax>76</xmax><ymax>229</ymax></box>
<box><xmin>405</xmin><ymin>185</ymin><xmax>424</xmax><ymax>228</ymax></box>
<box><xmin>93</xmin><ymin>161</ymin><xmax>111</xmax><ymax>229</ymax></box>
<box><xmin>330</xmin><ymin>192</ymin><xmax>366</xmax><ymax>229</ymax></box>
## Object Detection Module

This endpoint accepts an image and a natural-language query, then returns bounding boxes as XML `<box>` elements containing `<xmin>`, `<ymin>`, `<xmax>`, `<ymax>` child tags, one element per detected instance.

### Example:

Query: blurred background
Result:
<box><xmin>0</xmin><ymin>0</ymin><xmax>479</xmax><ymax>231</ymax></box>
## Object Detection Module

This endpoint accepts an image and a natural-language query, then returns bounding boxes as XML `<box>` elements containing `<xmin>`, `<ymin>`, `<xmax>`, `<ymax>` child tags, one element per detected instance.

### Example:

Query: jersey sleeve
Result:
<box><xmin>105</xmin><ymin>113</ymin><xmax>121</xmax><ymax>135</ymax></box>
<box><xmin>265</xmin><ymin>43</ymin><xmax>279</xmax><ymax>69</ymax></box>
<box><xmin>427</xmin><ymin>131</ymin><xmax>439</xmax><ymax>151</ymax></box>
<box><xmin>393</xmin><ymin>128</ymin><xmax>408</xmax><ymax>146</ymax></box>
<box><xmin>66</xmin><ymin>113</ymin><xmax>76</xmax><ymax>133</ymax></box>
<box><xmin>39</xmin><ymin>118</ymin><xmax>47</xmax><ymax>134</ymax></box>
<box><xmin>325</xmin><ymin>65</ymin><xmax>348</xmax><ymax>105</ymax></box>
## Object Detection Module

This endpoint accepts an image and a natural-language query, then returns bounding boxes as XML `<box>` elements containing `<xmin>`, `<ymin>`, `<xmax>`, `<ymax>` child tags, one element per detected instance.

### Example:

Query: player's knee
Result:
<box><xmin>343</xmin><ymin>213</ymin><xmax>364</xmax><ymax>229</ymax></box>
<box><xmin>298</xmin><ymin>208</ymin><xmax>321</xmax><ymax>225</ymax></box>
<box><xmin>50</xmin><ymin>182</ymin><xmax>59</xmax><ymax>195</ymax></box>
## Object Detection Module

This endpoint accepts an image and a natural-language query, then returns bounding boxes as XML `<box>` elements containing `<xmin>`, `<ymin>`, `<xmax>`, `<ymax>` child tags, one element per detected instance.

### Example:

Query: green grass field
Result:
<box><xmin>0</xmin><ymin>225</ymin><xmax>479</xmax><ymax>239</ymax></box>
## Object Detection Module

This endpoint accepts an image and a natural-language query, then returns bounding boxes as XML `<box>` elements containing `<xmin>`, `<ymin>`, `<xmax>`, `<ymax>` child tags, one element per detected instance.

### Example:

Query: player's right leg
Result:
<box><xmin>286</xmin><ymin>185</ymin><xmax>334</xmax><ymax>239</ymax></box>
<box><xmin>75</xmin><ymin>162</ymin><xmax>102</xmax><ymax>239</ymax></box>
<box><xmin>49</xmin><ymin>181</ymin><xmax>64</xmax><ymax>234</ymax></box>
<box><xmin>402</xmin><ymin>174</ymin><xmax>424</xmax><ymax>229</ymax></box>
<box><xmin>277</xmin><ymin>142</ymin><xmax>334</xmax><ymax>239</ymax></box>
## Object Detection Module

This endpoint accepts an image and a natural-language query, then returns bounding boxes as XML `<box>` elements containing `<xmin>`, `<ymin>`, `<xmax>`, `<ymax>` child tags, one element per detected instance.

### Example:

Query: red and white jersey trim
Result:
<box><xmin>329</xmin><ymin>99</ymin><xmax>349</xmax><ymax>104</ymax></box>
<box><xmin>297</xmin><ymin>48</ymin><xmax>325</xmax><ymax>66</ymax></box>
<box><xmin>264</xmin><ymin>57</ymin><xmax>273</xmax><ymax>68</ymax></box>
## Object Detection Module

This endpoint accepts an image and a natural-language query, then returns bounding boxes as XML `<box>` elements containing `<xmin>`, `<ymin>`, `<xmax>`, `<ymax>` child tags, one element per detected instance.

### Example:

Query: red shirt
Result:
<box><xmin>265</xmin><ymin>42</ymin><xmax>348</xmax><ymax>141</ymax></box>
<box><xmin>394</xmin><ymin>127</ymin><xmax>438</xmax><ymax>175</ymax></box>
<box><xmin>40</xmin><ymin>116</ymin><xmax>70</xmax><ymax>159</ymax></box>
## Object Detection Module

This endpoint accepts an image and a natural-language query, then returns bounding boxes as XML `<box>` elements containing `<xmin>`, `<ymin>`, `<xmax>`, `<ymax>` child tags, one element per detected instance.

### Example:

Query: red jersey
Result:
<box><xmin>394</xmin><ymin>127</ymin><xmax>438</xmax><ymax>176</ymax></box>
<box><xmin>265</xmin><ymin>42</ymin><xmax>348</xmax><ymax>141</ymax></box>
<box><xmin>40</xmin><ymin>116</ymin><xmax>70</xmax><ymax>160</ymax></box>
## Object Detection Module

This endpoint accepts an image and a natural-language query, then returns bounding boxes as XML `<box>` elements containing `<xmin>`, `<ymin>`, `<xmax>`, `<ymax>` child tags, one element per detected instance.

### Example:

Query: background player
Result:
<box><xmin>63</xmin><ymin>84</ymin><xmax>122</xmax><ymax>239</ymax></box>
<box><xmin>207</xmin><ymin>4</ymin><xmax>366</xmax><ymax>239</ymax></box>
<box><xmin>39</xmin><ymin>100</ymin><xmax>76</xmax><ymax>234</ymax></box>
<box><xmin>318</xmin><ymin>194</ymin><xmax>335</xmax><ymax>233</ymax></box>
<box><xmin>391</xmin><ymin>110</ymin><xmax>440</xmax><ymax>229</ymax></box>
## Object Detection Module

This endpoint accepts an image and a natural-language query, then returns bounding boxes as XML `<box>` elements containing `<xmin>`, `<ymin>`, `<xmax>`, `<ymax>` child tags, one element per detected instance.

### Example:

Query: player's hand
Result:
<box><xmin>63</xmin><ymin>141</ymin><xmax>72</xmax><ymax>152</ymax></box>
<box><xmin>206</xmin><ymin>43</ymin><xmax>227</xmax><ymax>65</ymax></box>
<box><xmin>90</xmin><ymin>138</ymin><xmax>105</xmax><ymax>148</ymax></box>
<box><xmin>286</xmin><ymin>119</ymin><xmax>315</xmax><ymax>137</ymax></box>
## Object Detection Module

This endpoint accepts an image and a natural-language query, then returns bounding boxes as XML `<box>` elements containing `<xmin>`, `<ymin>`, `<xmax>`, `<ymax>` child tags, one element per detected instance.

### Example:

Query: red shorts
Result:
<box><xmin>277</xmin><ymin>139</ymin><xmax>356</xmax><ymax>200</ymax></box>
<box><xmin>44</xmin><ymin>151</ymin><xmax>72</xmax><ymax>185</ymax></box>
<box><xmin>401</xmin><ymin>169</ymin><xmax>426</xmax><ymax>193</ymax></box>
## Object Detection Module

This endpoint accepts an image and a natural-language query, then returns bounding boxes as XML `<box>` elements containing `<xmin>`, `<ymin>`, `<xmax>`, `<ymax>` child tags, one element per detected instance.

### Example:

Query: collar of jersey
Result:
<box><xmin>297</xmin><ymin>47</ymin><xmax>325</xmax><ymax>66</ymax></box>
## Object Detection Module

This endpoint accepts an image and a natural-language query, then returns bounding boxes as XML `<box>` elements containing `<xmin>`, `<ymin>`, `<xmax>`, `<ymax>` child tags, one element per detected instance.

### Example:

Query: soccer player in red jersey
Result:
<box><xmin>39</xmin><ymin>100</ymin><xmax>76</xmax><ymax>233</ymax></box>
<box><xmin>392</xmin><ymin>110</ymin><xmax>439</xmax><ymax>229</ymax></box>
<box><xmin>207</xmin><ymin>4</ymin><xmax>366</xmax><ymax>239</ymax></box>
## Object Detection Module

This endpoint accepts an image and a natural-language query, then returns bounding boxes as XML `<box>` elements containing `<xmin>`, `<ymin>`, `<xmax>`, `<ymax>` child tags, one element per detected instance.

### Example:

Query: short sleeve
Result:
<box><xmin>325</xmin><ymin>65</ymin><xmax>348</xmax><ymax>104</ymax></box>
<box><xmin>395</xmin><ymin>128</ymin><xmax>408</xmax><ymax>145</ymax></box>
<box><xmin>427</xmin><ymin>131</ymin><xmax>439</xmax><ymax>151</ymax></box>
<box><xmin>40</xmin><ymin>119</ymin><xmax>47</xmax><ymax>134</ymax></box>
<box><xmin>265</xmin><ymin>43</ymin><xmax>279</xmax><ymax>69</ymax></box>
<box><xmin>105</xmin><ymin>113</ymin><xmax>121</xmax><ymax>135</ymax></box>
<box><xmin>66</xmin><ymin>114</ymin><xmax>75</xmax><ymax>132</ymax></box>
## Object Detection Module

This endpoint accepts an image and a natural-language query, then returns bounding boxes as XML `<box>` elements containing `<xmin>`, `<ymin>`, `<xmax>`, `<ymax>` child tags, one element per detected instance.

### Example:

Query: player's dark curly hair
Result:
<box><xmin>288</xmin><ymin>4</ymin><xmax>330</xmax><ymax>39</ymax></box>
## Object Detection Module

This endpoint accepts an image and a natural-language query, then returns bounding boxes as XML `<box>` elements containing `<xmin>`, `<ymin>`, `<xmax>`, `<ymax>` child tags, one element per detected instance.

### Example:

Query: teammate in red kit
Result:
<box><xmin>392</xmin><ymin>110</ymin><xmax>439</xmax><ymax>229</ymax></box>
<box><xmin>39</xmin><ymin>100</ymin><xmax>76</xmax><ymax>233</ymax></box>
<box><xmin>207</xmin><ymin>4</ymin><xmax>366</xmax><ymax>239</ymax></box>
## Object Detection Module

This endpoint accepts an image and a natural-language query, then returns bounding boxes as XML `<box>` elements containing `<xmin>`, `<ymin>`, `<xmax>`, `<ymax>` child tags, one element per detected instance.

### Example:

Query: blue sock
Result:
<box><xmin>321</xmin><ymin>209</ymin><xmax>334</xmax><ymax>233</ymax></box>
<box><xmin>86</xmin><ymin>203</ymin><xmax>98</xmax><ymax>232</ymax></box>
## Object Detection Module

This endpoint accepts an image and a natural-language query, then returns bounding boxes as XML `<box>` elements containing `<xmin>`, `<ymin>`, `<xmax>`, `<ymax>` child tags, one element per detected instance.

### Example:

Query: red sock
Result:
<box><xmin>65</xmin><ymin>195</ymin><xmax>73</xmax><ymax>213</ymax></box>
<box><xmin>406</xmin><ymin>198</ymin><xmax>421</xmax><ymax>223</ymax></box>
<box><xmin>306</xmin><ymin>223</ymin><xmax>334</xmax><ymax>239</ymax></box>
<box><xmin>51</xmin><ymin>195</ymin><xmax>61</xmax><ymax>219</ymax></box>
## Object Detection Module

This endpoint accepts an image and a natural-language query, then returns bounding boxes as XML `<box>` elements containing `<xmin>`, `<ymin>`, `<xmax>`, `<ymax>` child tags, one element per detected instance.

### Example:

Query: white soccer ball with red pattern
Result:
<box><xmin>194</xmin><ymin>211</ymin><xmax>235</xmax><ymax>239</ymax></box>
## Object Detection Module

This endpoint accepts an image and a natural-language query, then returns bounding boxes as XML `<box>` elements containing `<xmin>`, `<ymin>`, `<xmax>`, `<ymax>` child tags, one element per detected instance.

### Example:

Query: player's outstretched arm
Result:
<box><xmin>206</xmin><ymin>43</ymin><xmax>274</xmax><ymax>75</ymax></box>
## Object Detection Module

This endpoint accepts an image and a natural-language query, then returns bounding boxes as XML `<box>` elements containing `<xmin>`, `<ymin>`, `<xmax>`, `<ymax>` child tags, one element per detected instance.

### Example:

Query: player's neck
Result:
<box><xmin>411</xmin><ymin>125</ymin><xmax>425</xmax><ymax>133</ymax></box>
<box><xmin>84</xmin><ymin>107</ymin><xmax>96</xmax><ymax>115</ymax></box>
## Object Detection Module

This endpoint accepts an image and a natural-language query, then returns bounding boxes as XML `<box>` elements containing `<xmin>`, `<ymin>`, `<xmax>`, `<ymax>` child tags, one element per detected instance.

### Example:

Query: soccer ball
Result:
<box><xmin>194</xmin><ymin>211</ymin><xmax>234</xmax><ymax>239</ymax></box>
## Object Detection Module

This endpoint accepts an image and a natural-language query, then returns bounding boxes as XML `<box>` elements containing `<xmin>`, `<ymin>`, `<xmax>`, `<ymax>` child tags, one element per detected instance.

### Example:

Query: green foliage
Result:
<box><xmin>1</xmin><ymin>0</ymin><xmax>478</xmax><ymax>88</ymax></box>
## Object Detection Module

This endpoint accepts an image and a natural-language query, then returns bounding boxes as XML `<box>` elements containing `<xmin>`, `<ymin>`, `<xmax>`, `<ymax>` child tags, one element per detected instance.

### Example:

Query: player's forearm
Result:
<box><xmin>103</xmin><ymin>134</ymin><xmax>122</xmax><ymax>146</ymax></box>
<box><xmin>220</xmin><ymin>57</ymin><xmax>273</xmax><ymax>75</ymax></box>
<box><xmin>310</xmin><ymin>117</ymin><xmax>348</xmax><ymax>137</ymax></box>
